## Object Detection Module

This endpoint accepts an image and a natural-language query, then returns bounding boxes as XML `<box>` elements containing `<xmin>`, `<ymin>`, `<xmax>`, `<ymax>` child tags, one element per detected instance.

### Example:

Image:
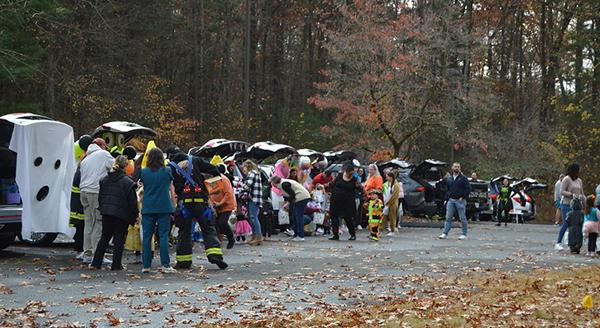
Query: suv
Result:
<box><xmin>378</xmin><ymin>159</ymin><xmax>447</xmax><ymax>217</ymax></box>
<box><xmin>0</xmin><ymin>145</ymin><xmax>20</xmax><ymax>250</ymax></box>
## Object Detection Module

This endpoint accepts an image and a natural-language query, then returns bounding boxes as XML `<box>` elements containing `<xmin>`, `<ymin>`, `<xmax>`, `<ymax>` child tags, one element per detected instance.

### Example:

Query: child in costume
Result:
<box><xmin>368</xmin><ymin>189</ymin><xmax>384</xmax><ymax>241</ymax></box>
<box><xmin>234</xmin><ymin>212</ymin><xmax>253</xmax><ymax>243</ymax></box>
<box><xmin>583</xmin><ymin>195</ymin><xmax>600</xmax><ymax>256</ymax></box>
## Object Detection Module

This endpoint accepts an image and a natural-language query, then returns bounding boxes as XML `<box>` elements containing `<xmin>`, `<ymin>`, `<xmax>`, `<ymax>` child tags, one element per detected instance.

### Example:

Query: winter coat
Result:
<box><xmin>98</xmin><ymin>170</ymin><xmax>139</xmax><ymax>224</ymax></box>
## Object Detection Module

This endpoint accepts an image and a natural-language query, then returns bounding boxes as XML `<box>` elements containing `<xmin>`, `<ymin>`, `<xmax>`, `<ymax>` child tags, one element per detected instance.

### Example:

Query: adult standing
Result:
<box><xmin>329</xmin><ymin>163</ymin><xmax>363</xmax><ymax>241</ymax></box>
<box><xmin>381</xmin><ymin>170</ymin><xmax>400</xmax><ymax>236</ymax></box>
<box><xmin>91</xmin><ymin>156</ymin><xmax>138</xmax><ymax>271</ymax></box>
<box><xmin>241</xmin><ymin>160</ymin><xmax>264</xmax><ymax>246</ymax></box>
<box><xmin>555</xmin><ymin>163</ymin><xmax>585</xmax><ymax>251</ymax></box>
<box><xmin>364</xmin><ymin>164</ymin><xmax>383</xmax><ymax>195</ymax></box>
<box><xmin>167</xmin><ymin>148</ymin><xmax>227</xmax><ymax>270</ymax></box>
<box><xmin>271</xmin><ymin>157</ymin><xmax>290</xmax><ymax>217</ymax></box>
<box><xmin>70</xmin><ymin>135</ymin><xmax>93</xmax><ymax>259</ymax></box>
<box><xmin>439</xmin><ymin>162</ymin><xmax>471</xmax><ymax>240</ymax></box>
<box><xmin>139</xmin><ymin>147</ymin><xmax>176</xmax><ymax>273</ymax></box>
<box><xmin>80</xmin><ymin>138</ymin><xmax>115</xmax><ymax>264</ymax></box>
<box><xmin>210</xmin><ymin>165</ymin><xmax>237</xmax><ymax>249</ymax></box>
<box><xmin>554</xmin><ymin>174</ymin><xmax>565</xmax><ymax>225</ymax></box>
<box><xmin>270</xmin><ymin>176</ymin><xmax>311</xmax><ymax>241</ymax></box>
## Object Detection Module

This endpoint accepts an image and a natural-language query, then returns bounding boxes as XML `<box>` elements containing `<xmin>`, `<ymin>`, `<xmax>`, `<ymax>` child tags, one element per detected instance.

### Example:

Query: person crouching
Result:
<box><xmin>90</xmin><ymin>156</ymin><xmax>139</xmax><ymax>270</ymax></box>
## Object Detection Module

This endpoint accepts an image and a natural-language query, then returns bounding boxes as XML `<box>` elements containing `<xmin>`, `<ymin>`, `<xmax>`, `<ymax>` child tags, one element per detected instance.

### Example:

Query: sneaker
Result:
<box><xmin>88</xmin><ymin>264</ymin><xmax>101</xmax><ymax>270</ymax></box>
<box><xmin>329</xmin><ymin>236</ymin><xmax>339</xmax><ymax>241</ymax></box>
<box><xmin>142</xmin><ymin>268</ymin><xmax>151</xmax><ymax>274</ymax></box>
<box><xmin>386</xmin><ymin>232</ymin><xmax>395</xmax><ymax>237</ymax></box>
<box><xmin>438</xmin><ymin>234</ymin><xmax>448</xmax><ymax>239</ymax></box>
<box><xmin>102</xmin><ymin>258</ymin><xmax>112</xmax><ymax>265</ymax></box>
<box><xmin>348</xmin><ymin>236</ymin><xmax>356</xmax><ymax>241</ymax></box>
<box><xmin>226</xmin><ymin>239</ymin><xmax>235</xmax><ymax>250</ymax></box>
<box><xmin>458</xmin><ymin>235</ymin><xmax>467</xmax><ymax>240</ymax></box>
<box><xmin>284</xmin><ymin>229</ymin><xmax>294</xmax><ymax>237</ymax></box>
<box><xmin>292</xmin><ymin>237</ymin><xmax>305</xmax><ymax>242</ymax></box>
<box><xmin>160</xmin><ymin>266</ymin><xmax>177</xmax><ymax>274</ymax></box>
<box><xmin>82</xmin><ymin>256</ymin><xmax>93</xmax><ymax>264</ymax></box>
<box><xmin>357</xmin><ymin>225</ymin><xmax>363</xmax><ymax>231</ymax></box>
<box><xmin>554</xmin><ymin>243</ymin><xmax>564</xmax><ymax>251</ymax></box>
<box><xmin>75</xmin><ymin>252</ymin><xmax>85</xmax><ymax>260</ymax></box>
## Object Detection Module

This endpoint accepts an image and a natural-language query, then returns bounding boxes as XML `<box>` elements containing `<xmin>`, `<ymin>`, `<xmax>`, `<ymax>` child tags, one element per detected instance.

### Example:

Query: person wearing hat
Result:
<box><xmin>79</xmin><ymin>137</ymin><xmax>115</xmax><ymax>264</ymax></box>
<box><xmin>209</xmin><ymin>164</ymin><xmax>236</xmax><ymax>249</ymax></box>
<box><xmin>368</xmin><ymin>189</ymin><xmax>384</xmax><ymax>241</ymax></box>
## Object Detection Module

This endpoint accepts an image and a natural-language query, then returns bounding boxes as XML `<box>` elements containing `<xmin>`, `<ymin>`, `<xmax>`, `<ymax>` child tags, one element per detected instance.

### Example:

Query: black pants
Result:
<box><xmin>260</xmin><ymin>210</ymin><xmax>273</xmax><ymax>237</ymax></box>
<box><xmin>92</xmin><ymin>215</ymin><xmax>129</xmax><ymax>270</ymax></box>
<box><xmin>177</xmin><ymin>202</ymin><xmax>225</xmax><ymax>268</ymax></box>
<box><xmin>588</xmin><ymin>233</ymin><xmax>598</xmax><ymax>253</ymax></box>
<box><xmin>497</xmin><ymin>201</ymin><xmax>509</xmax><ymax>224</ymax></box>
<box><xmin>216</xmin><ymin>211</ymin><xmax>234</xmax><ymax>242</ymax></box>
<box><xmin>72</xmin><ymin>220</ymin><xmax>85</xmax><ymax>252</ymax></box>
<box><xmin>332</xmin><ymin>215</ymin><xmax>356</xmax><ymax>238</ymax></box>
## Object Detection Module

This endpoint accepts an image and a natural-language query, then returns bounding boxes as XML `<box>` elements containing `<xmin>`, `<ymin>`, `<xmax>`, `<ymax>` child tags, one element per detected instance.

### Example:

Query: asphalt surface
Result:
<box><xmin>0</xmin><ymin>222</ymin><xmax>598</xmax><ymax>327</ymax></box>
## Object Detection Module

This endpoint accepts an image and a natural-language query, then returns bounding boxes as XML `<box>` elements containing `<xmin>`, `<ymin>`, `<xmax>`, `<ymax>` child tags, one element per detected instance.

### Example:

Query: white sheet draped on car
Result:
<box><xmin>9</xmin><ymin>119</ymin><xmax>75</xmax><ymax>239</ymax></box>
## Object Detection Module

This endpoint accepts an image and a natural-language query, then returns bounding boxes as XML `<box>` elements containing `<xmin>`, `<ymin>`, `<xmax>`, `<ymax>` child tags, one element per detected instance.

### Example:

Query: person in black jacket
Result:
<box><xmin>439</xmin><ymin>162</ymin><xmax>471</xmax><ymax>240</ymax></box>
<box><xmin>91</xmin><ymin>156</ymin><xmax>139</xmax><ymax>271</ymax></box>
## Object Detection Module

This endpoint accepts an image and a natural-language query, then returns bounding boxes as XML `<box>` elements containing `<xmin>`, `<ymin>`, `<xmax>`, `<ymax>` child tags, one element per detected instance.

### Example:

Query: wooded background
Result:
<box><xmin>1</xmin><ymin>0</ymin><xmax>599</xmax><ymax>194</ymax></box>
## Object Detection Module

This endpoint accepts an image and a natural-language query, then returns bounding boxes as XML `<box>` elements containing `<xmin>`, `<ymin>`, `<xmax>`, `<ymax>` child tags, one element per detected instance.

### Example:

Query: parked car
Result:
<box><xmin>488</xmin><ymin>176</ymin><xmax>547</xmax><ymax>222</ymax></box>
<box><xmin>467</xmin><ymin>178</ymin><xmax>492</xmax><ymax>220</ymax></box>
<box><xmin>1</xmin><ymin>113</ymin><xmax>74</xmax><ymax>248</ymax></box>
<box><xmin>377</xmin><ymin>159</ymin><xmax>446</xmax><ymax>217</ymax></box>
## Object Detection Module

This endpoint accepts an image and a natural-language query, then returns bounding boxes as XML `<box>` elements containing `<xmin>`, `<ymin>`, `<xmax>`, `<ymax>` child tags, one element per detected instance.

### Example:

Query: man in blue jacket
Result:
<box><xmin>439</xmin><ymin>162</ymin><xmax>471</xmax><ymax>240</ymax></box>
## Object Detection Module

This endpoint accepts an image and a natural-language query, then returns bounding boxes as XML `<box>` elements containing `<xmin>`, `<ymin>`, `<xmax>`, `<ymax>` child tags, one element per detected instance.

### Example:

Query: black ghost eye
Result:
<box><xmin>34</xmin><ymin>157</ymin><xmax>43</xmax><ymax>167</ymax></box>
<box><xmin>54</xmin><ymin>160</ymin><xmax>61</xmax><ymax>169</ymax></box>
<box><xmin>36</xmin><ymin>186</ymin><xmax>49</xmax><ymax>201</ymax></box>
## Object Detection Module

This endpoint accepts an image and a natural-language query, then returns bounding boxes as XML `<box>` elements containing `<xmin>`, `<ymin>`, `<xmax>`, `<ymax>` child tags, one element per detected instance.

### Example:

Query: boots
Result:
<box><xmin>248</xmin><ymin>235</ymin><xmax>263</xmax><ymax>246</ymax></box>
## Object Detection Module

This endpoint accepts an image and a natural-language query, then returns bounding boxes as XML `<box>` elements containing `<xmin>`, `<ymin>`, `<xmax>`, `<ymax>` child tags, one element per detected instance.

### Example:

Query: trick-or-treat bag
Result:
<box><xmin>125</xmin><ymin>224</ymin><xmax>142</xmax><ymax>252</ymax></box>
<box><xmin>278</xmin><ymin>209</ymin><xmax>290</xmax><ymax>225</ymax></box>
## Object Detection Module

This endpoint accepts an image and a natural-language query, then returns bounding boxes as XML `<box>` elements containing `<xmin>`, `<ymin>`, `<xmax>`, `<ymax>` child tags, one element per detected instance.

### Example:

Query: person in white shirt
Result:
<box><xmin>79</xmin><ymin>138</ymin><xmax>115</xmax><ymax>263</ymax></box>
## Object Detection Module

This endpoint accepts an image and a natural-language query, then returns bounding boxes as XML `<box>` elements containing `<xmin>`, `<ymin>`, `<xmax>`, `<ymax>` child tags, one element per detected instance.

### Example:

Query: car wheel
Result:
<box><xmin>0</xmin><ymin>234</ymin><xmax>16</xmax><ymax>250</ymax></box>
<box><xmin>18</xmin><ymin>232</ymin><xmax>58</xmax><ymax>247</ymax></box>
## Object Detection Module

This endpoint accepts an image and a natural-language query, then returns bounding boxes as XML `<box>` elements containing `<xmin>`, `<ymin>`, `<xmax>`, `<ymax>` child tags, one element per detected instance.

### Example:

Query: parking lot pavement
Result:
<box><xmin>0</xmin><ymin>223</ymin><xmax>597</xmax><ymax>326</ymax></box>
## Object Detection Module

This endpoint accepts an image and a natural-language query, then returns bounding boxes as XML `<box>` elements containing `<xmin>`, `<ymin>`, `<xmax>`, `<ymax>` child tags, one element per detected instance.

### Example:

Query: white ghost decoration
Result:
<box><xmin>9</xmin><ymin>118</ymin><xmax>75</xmax><ymax>239</ymax></box>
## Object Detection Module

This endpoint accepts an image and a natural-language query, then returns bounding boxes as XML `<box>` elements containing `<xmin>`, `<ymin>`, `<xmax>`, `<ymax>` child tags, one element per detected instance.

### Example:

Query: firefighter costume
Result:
<box><xmin>368</xmin><ymin>190</ymin><xmax>384</xmax><ymax>241</ymax></box>
<box><xmin>70</xmin><ymin>135</ymin><xmax>93</xmax><ymax>253</ymax></box>
<box><xmin>168</xmin><ymin>152</ymin><xmax>227</xmax><ymax>270</ymax></box>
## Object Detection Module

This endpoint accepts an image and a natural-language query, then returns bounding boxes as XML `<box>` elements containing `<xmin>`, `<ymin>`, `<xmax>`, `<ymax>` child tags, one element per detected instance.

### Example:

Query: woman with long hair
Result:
<box><xmin>91</xmin><ymin>156</ymin><xmax>138</xmax><ymax>271</ymax></box>
<box><xmin>555</xmin><ymin>163</ymin><xmax>585</xmax><ymax>251</ymax></box>
<box><xmin>139</xmin><ymin>147</ymin><xmax>177</xmax><ymax>273</ymax></box>
<box><xmin>241</xmin><ymin>160</ymin><xmax>264</xmax><ymax>246</ymax></box>
<box><xmin>381</xmin><ymin>170</ymin><xmax>400</xmax><ymax>237</ymax></box>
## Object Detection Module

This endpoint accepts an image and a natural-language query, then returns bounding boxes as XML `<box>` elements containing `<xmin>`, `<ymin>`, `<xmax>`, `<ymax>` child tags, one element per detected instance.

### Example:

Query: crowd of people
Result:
<box><xmin>68</xmin><ymin>135</ymin><xmax>600</xmax><ymax>274</ymax></box>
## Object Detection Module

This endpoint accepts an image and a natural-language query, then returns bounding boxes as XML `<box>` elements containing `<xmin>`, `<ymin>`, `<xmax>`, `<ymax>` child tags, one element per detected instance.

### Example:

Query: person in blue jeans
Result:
<box><xmin>241</xmin><ymin>160</ymin><xmax>264</xmax><ymax>246</ymax></box>
<box><xmin>439</xmin><ymin>163</ymin><xmax>471</xmax><ymax>240</ymax></box>
<box><xmin>555</xmin><ymin>163</ymin><xmax>584</xmax><ymax>250</ymax></box>
<box><xmin>270</xmin><ymin>176</ymin><xmax>311</xmax><ymax>241</ymax></box>
<box><xmin>139</xmin><ymin>147</ymin><xmax>176</xmax><ymax>273</ymax></box>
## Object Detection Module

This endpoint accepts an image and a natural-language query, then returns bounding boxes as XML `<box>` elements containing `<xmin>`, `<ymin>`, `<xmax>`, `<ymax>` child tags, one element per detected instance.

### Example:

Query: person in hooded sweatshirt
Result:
<box><xmin>79</xmin><ymin>138</ymin><xmax>115</xmax><ymax>264</ymax></box>
<box><xmin>90</xmin><ymin>156</ymin><xmax>139</xmax><ymax>270</ymax></box>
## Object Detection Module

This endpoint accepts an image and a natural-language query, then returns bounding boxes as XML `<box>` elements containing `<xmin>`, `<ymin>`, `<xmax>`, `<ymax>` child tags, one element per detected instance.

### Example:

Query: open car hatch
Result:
<box><xmin>189</xmin><ymin>139</ymin><xmax>250</xmax><ymax>158</ymax></box>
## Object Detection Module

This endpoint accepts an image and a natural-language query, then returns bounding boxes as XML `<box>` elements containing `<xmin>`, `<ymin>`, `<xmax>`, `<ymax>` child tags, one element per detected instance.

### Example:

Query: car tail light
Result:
<box><xmin>416</xmin><ymin>186</ymin><xmax>425</xmax><ymax>192</ymax></box>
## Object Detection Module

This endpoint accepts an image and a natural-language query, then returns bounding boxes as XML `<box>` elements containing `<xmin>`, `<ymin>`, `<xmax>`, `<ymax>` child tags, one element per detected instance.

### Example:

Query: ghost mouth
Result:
<box><xmin>36</xmin><ymin>186</ymin><xmax>50</xmax><ymax>201</ymax></box>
